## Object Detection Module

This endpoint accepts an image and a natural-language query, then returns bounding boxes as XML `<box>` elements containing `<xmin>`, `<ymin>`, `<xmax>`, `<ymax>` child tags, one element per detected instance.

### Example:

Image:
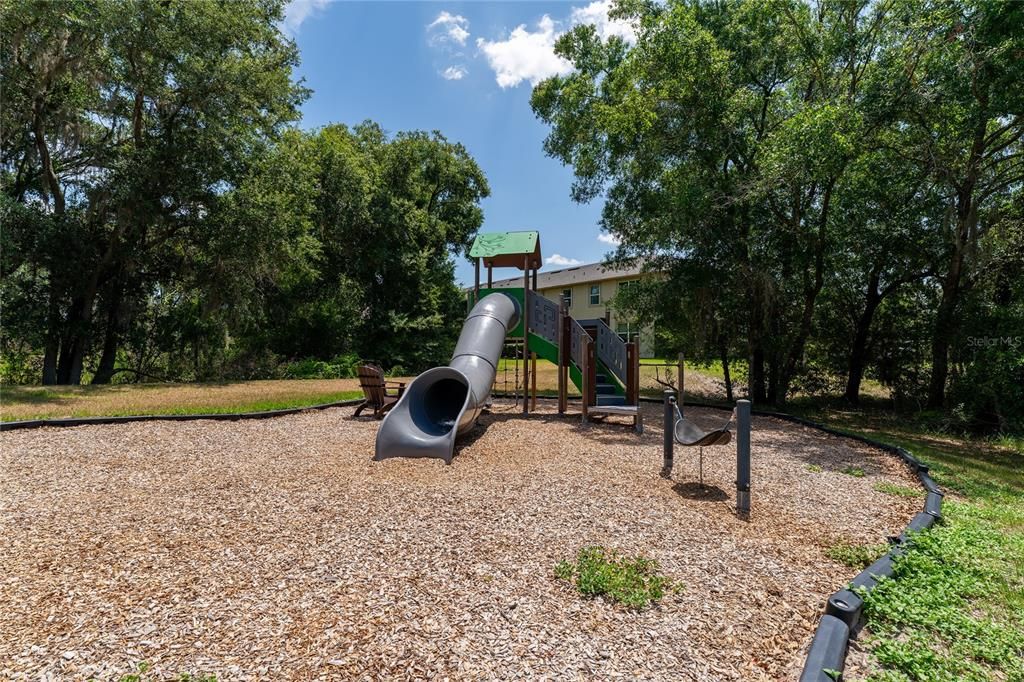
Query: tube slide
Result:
<box><xmin>373</xmin><ymin>292</ymin><xmax>520</xmax><ymax>464</ymax></box>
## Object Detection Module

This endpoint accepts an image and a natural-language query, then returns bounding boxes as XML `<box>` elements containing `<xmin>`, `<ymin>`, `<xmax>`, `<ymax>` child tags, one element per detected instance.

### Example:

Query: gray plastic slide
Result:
<box><xmin>373</xmin><ymin>292</ymin><xmax>520</xmax><ymax>464</ymax></box>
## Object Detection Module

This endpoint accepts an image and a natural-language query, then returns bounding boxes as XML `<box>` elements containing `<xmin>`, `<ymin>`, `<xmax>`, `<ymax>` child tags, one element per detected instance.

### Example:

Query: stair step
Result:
<box><xmin>596</xmin><ymin>383</ymin><xmax>618</xmax><ymax>395</ymax></box>
<box><xmin>596</xmin><ymin>395</ymin><xmax>627</xmax><ymax>406</ymax></box>
<box><xmin>596</xmin><ymin>373</ymin><xmax>609</xmax><ymax>383</ymax></box>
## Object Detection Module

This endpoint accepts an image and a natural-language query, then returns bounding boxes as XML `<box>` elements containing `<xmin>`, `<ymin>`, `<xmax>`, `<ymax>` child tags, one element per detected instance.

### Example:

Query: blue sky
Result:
<box><xmin>283</xmin><ymin>0</ymin><xmax>634</xmax><ymax>285</ymax></box>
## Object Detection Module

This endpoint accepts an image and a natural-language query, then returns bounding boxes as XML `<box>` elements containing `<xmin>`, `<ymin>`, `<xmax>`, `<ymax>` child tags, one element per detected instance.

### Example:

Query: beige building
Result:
<box><xmin>488</xmin><ymin>262</ymin><xmax>657</xmax><ymax>357</ymax></box>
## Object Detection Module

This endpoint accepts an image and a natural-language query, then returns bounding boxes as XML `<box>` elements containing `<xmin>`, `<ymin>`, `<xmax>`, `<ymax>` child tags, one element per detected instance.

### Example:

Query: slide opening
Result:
<box><xmin>413</xmin><ymin>377</ymin><xmax>469</xmax><ymax>436</ymax></box>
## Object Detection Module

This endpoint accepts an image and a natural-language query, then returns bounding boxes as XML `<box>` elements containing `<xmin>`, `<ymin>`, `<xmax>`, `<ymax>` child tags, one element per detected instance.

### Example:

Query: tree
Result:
<box><xmin>533</xmin><ymin>0</ymin><xmax>900</xmax><ymax>406</ymax></box>
<box><xmin>884</xmin><ymin>0</ymin><xmax>1024</xmax><ymax>407</ymax></box>
<box><xmin>260</xmin><ymin>123</ymin><xmax>490</xmax><ymax>372</ymax></box>
<box><xmin>2</xmin><ymin>0</ymin><xmax>307</xmax><ymax>384</ymax></box>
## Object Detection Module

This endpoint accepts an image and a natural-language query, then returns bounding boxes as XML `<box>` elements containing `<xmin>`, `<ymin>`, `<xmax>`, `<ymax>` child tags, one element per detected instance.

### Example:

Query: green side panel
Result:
<box><xmin>469</xmin><ymin>231</ymin><xmax>539</xmax><ymax>258</ymax></box>
<box><xmin>469</xmin><ymin>287</ymin><xmax>524</xmax><ymax>337</ymax></box>
<box><xmin>568</xmin><ymin>365</ymin><xmax>582</xmax><ymax>391</ymax></box>
<box><xmin>527</xmin><ymin>332</ymin><xmax>583</xmax><ymax>392</ymax></box>
<box><xmin>524</xmin><ymin>333</ymin><xmax>624</xmax><ymax>396</ymax></box>
<box><xmin>528</xmin><ymin>333</ymin><xmax>558</xmax><ymax>364</ymax></box>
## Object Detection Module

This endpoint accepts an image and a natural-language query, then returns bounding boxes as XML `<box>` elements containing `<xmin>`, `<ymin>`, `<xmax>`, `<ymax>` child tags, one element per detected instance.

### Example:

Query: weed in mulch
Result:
<box><xmin>826</xmin><ymin>541</ymin><xmax>888</xmax><ymax>569</ymax></box>
<box><xmin>842</xmin><ymin>466</ymin><xmax>866</xmax><ymax>477</ymax></box>
<box><xmin>555</xmin><ymin>546</ymin><xmax>672</xmax><ymax>609</ymax></box>
<box><xmin>113</xmin><ymin>662</ymin><xmax>216</xmax><ymax>682</ymax></box>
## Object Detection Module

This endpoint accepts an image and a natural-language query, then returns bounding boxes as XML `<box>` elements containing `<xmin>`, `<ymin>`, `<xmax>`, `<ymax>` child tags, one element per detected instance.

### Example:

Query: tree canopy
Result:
<box><xmin>1</xmin><ymin>0</ymin><xmax>489</xmax><ymax>384</ymax></box>
<box><xmin>533</xmin><ymin>0</ymin><xmax>1023</xmax><ymax>428</ymax></box>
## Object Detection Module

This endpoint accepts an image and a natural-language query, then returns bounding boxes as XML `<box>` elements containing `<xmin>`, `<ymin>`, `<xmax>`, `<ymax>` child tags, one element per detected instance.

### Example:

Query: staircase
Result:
<box><xmin>595</xmin><ymin>371</ymin><xmax>627</xmax><ymax>406</ymax></box>
<box><xmin>524</xmin><ymin>291</ymin><xmax>639</xmax><ymax>429</ymax></box>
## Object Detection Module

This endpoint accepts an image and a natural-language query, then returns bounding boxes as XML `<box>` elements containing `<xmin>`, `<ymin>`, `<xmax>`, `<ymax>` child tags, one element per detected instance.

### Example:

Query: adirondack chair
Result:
<box><xmin>354</xmin><ymin>364</ymin><xmax>406</xmax><ymax>419</ymax></box>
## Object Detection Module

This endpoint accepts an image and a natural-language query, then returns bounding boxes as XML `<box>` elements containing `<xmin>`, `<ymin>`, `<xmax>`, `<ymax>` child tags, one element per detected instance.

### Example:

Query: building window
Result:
<box><xmin>561</xmin><ymin>288</ymin><xmax>573</xmax><ymax>307</ymax></box>
<box><xmin>618</xmin><ymin>279</ymin><xmax>640</xmax><ymax>293</ymax></box>
<box><xmin>589</xmin><ymin>284</ymin><xmax>600</xmax><ymax>305</ymax></box>
<box><xmin>616</xmin><ymin>321</ymin><xmax>638</xmax><ymax>343</ymax></box>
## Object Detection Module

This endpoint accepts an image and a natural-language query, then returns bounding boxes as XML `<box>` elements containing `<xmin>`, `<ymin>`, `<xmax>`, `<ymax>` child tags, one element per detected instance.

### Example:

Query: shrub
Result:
<box><xmin>554</xmin><ymin>546</ymin><xmax>670</xmax><ymax>609</ymax></box>
<box><xmin>281</xmin><ymin>352</ymin><xmax>362</xmax><ymax>379</ymax></box>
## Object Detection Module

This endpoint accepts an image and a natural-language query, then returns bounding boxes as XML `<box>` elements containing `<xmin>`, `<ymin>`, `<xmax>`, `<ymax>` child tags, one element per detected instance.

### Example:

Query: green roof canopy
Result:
<box><xmin>469</xmin><ymin>231</ymin><xmax>542</xmax><ymax>270</ymax></box>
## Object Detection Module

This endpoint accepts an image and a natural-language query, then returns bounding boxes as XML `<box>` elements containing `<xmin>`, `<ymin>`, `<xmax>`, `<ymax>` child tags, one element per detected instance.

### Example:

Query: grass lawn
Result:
<box><xmin>0</xmin><ymin>379</ymin><xmax>371</xmax><ymax>422</ymax></box>
<box><xmin>790</xmin><ymin>402</ymin><xmax>1024</xmax><ymax>681</ymax></box>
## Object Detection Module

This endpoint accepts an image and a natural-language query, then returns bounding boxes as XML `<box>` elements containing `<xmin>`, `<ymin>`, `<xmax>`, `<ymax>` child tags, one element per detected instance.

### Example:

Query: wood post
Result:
<box><xmin>523</xmin><ymin>256</ymin><xmax>530</xmax><ymax>415</ymax></box>
<box><xmin>626</xmin><ymin>342</ymin><xmax>637</xmax><ymax>404</ymax></box>
<box><xmin>487</xmin><ymin>263</ymin><xmax>492</xmax><ymax>288</ymax></box>
<box><xmin>531</xmin><ymin>352</ymin><xmax>537</xmax><ymax>411</ymax></box>
<box><xmin>586</xmin><ymin>338</ymin><xmax>596</xmax><ymax>409</ymax></box>
<box><xmin>585</xmin><ymin>333</ymin><xmax>593</xmax><ymax>419</ymax></box>
<box><xmin>474</xmin><ymin>258</ymin><xmax>480</xmax><ymax>301</ymax></box>
<box><xmin>560</xmin><ymin>304</ymin><xmax>571</xmax><ymax>415</ymax></box>
<box><xmin>635</xmin><ymin>340</ymin><xmax>641</xmax><ymax>403</ymax></box>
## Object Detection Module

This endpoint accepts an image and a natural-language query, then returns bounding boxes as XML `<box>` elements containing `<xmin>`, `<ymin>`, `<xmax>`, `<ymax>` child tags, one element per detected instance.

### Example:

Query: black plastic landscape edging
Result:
<box><xmin>634</xmin><ymin>396</ymin><xmax>944</xmax><ymax>680</ymax></box>
<box><xmin>0</xmin><ymin>398</ymin><xmax>364</xmax><ymax>432</ymax></box>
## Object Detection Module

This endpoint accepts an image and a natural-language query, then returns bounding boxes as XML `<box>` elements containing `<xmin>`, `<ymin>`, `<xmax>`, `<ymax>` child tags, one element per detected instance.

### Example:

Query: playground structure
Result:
<box><xmin>374</xmin><ymin>231</ymin><xmax>642</xmax><ymax>464</ymax></box>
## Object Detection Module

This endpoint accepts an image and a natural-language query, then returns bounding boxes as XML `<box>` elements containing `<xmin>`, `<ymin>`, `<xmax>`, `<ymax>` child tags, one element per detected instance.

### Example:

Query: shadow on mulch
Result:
<box><xmin>671</xmin><ymin>481</ymin><xmax>729</xmax><ymax>501</ymax></box>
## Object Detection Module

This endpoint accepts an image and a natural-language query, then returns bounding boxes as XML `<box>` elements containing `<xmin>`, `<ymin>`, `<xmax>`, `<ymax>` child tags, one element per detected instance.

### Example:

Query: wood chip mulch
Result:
<box><xmin>0</xmin><ymin>401</ymin><xmax>919</xmax><ymax>680</ymax></box>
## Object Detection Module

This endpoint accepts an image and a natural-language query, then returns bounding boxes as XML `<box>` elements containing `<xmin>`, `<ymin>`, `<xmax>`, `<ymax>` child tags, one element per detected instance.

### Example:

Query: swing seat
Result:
<box><xmin>673</xmin><ymin>406</ymin><xmax>736</xmax><ymax>447</ymax></box>
<box><xmin>674</xmin><ymin>419</ymin><xmax>732</xmax><ymax>447</ymax></box>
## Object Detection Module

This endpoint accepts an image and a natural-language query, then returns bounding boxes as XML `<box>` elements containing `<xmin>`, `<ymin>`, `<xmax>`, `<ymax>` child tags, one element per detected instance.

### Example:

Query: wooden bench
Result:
<box><xmin>354</xmin><ymin>364</ymin><xmax>405</xmax><ymax>419</ymax></box>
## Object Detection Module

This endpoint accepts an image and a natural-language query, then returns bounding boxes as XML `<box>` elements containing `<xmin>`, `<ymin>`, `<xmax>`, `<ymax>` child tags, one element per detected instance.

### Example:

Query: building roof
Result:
<box><xmin>487</xmin><ymin>260</ymin><xmax>646</xmax><ymax>290</ymax></box>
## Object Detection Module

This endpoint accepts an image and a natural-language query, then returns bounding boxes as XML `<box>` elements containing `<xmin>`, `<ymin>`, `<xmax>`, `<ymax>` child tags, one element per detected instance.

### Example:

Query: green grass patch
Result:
<box><xmin>806</xmin><ymin>463</ymin><xmax>824</xmax><ymax>473</ymax></box>
<box><xmin>2</xmin><ymin>391</ymin><xmax>362</xmax><ymax>422</ymax></box>
<box><xmin>826</xmin><ymin>541</ymin><xmax>889</xmax><ymax>569</ymax></box>
<box><xmin>554</xmin><ymin>546</ymin><xmax>671</xmax><ymax>609</ymax></box>
<box><xmin>861</xmin><ymin>501</ymin><xmax>1024</xmax><ymax>681</ymax></box>
<box><xmin>874</xmin><ymin>482</ymin><xmax>924</xmax><ymax>499</ymax></box>
<box><xmin>841</xmin><ymin>466</ymin><xmax>866</xmax><ymax>477</ymax></box>
<box><xmin>785</xmin><ymin>400</ymin><xmax>1024</xmax><ymax>680</ymax></box>
<box><xmin>111</xmin><ymin>661</ymin><xmax>216</xmax><ymax>682</ymax></box>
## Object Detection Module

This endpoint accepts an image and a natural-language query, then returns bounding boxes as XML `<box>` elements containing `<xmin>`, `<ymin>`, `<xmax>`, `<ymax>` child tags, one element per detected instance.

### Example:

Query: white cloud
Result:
<box><xmin>546</xmin><ymin>253</ymin><xmax>583</xmax><ymax>267</ymax></box>
<box><xmin>441</xmin><ymin>65</ymin><xmax>468</xmax><ymax>80</ymax></box>
<box><xmin>476</xmin><ymin>1</ymin><xmax>637</xmax><ymax>89</ymax></box>
<box><xmin>428</xmin><ymin>11</ymin><xmax>470</xmax><ymax>46</ymax></box>
<box><xmin>476</xmin><ymin>16</ymin><xmax>572</xmax><ymax>89</ymax></box>
<box><xmin>282</xmin><ymin>0</ymin><xmax>329</xmax><ymax>36</ymax></box>
<box><xmin>597</xmin><ymin>232</ymin><xmax>621</xmax><ymax>246</ymax></box>
<box><xmin>570</xmin><ymin>0</ymin><xmax>637</xmax><ymax>42</ymax></box>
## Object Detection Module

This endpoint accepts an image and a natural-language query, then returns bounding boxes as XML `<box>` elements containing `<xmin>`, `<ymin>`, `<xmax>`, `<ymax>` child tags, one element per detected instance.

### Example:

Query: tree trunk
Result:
<box><xmin>56</xmin><ymin>289</ymin><xmax>98</xmax><ymax>385</ymax></box>
<box><xmin>844</xmin><ymin>271</ymin><xmax>883</xmax><ymax>404</ymax></box>
<box><xmin>91</xmin><ymin>284</ymin><xmax>124</xmax><ymax>385</ymax></box>
<box><xmin>927</xmin><ymin>200</ymin><xmax>974</xmax><ymax>408</ymax></box>
<box><xmin>927</xmin><ymin>279</ymin><xmax>959</xmax><ymax>408</ymax></box>
<box><xmin>42</xmin><ymin>287</ymin><xmax>61</xmax><ymax>385</ymax></box>
<box><xmin>777</xmin><ymin>184</ymin><xmax>832</xmax><ymax>406</ymax></box>
<box><xmin>719</xmin><ymin>333</ymin><xmax>733</xmax><ymax>403</ymax></box>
